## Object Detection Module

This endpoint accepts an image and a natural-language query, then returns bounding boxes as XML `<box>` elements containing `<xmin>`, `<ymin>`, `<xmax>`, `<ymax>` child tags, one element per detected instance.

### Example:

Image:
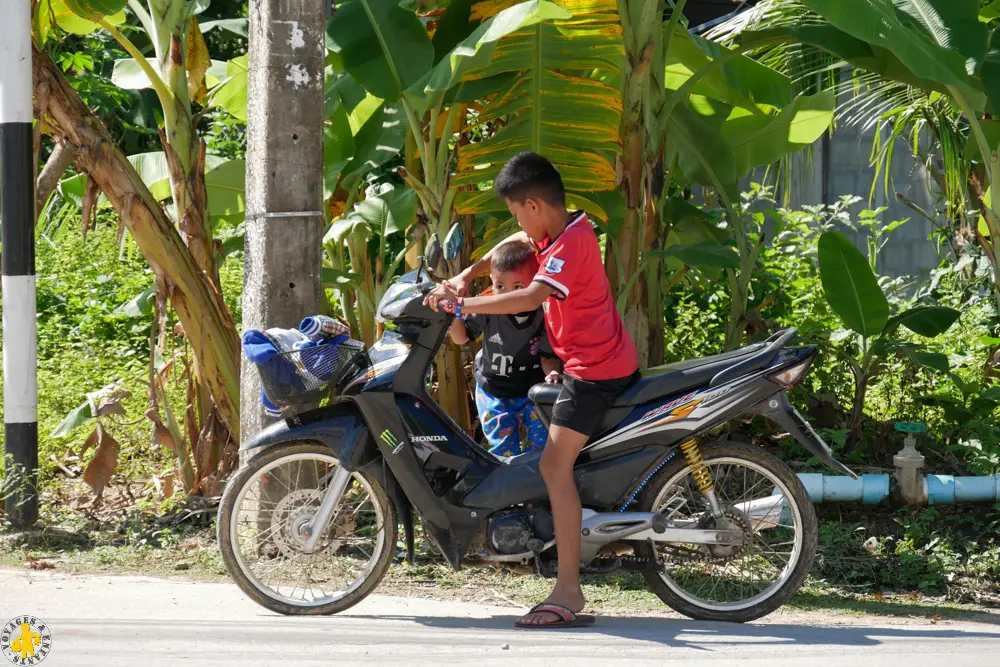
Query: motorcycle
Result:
<box><xmin>217</xmin><ymin>227</ymin><xmax>855</xmax><ymax>623</ymax></box>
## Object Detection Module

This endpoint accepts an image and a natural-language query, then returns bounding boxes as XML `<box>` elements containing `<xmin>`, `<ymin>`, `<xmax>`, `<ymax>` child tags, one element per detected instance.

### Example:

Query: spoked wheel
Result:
<box><xmin>217</xmin><ymin>442</ymin><xmax>397</xmax><ymax>615</ymax></box>
<box><xmin>635</xmin><ymin>441</ymin><xmax>817</xmax><ymax>622</ymax></box>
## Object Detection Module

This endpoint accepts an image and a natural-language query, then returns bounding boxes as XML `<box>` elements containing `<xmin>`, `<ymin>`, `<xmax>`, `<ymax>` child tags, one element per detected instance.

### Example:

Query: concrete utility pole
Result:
<box><xmin>242</xmin><ymin>0</ymin><xmax>327</xmax><ymax>438</ymax></box>
<box><xmin>1</xmin><ymin>0</ymin><xmax>38</xmax><ymax>528</ymax></box>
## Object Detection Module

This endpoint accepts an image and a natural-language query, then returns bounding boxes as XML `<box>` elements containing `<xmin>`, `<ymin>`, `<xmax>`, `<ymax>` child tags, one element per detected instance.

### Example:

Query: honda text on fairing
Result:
<box><xmin>217</xmin><ymin>228</ymin><xmax>854</xmax><ymax>623</ymax></box>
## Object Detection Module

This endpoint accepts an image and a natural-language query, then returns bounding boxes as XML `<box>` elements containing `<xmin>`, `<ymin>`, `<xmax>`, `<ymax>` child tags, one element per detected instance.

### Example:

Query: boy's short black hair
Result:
<box><xmin>494</xmin><ymin>152</ymin><xmax>566</xmax><ymax>206</ymax></box>
<box><xmin>491</xmin><ymin>240</ymin><xmax>538</xmax><ymax>274</ymax></box>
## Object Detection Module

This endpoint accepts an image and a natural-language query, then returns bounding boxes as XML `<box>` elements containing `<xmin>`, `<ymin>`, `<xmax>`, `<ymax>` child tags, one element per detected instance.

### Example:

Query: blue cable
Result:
<box><xmin>619</xmin><ymin>450</ymin><xmax>676</xmax><ymax>511</ymax></box>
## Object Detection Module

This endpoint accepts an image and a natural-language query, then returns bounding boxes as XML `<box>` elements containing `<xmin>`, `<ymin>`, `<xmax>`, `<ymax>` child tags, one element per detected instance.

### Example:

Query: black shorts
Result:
<box><xmin>551</xmin><ymin>371</ymin><xmax>639</xmax><ymax>436</ymax></box>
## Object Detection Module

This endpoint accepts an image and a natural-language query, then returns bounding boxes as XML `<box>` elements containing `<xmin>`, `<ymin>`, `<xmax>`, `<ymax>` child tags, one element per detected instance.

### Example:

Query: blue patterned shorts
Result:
<box><xmin>475</xmin><ymin>384</ymin><xmax>549</xmax><ymax>457</ymax></box>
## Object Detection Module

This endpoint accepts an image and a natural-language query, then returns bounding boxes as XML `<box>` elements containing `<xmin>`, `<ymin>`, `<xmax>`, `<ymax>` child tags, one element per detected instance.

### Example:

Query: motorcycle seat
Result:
<box><xmin>528</xmin><ymin>343</ymin><xmax>769</xmax><ymax>410</ymax></box>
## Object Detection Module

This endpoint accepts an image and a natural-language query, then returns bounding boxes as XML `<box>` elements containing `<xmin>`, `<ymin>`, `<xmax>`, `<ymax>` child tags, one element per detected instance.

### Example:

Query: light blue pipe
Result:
<box><xmin>796</xmin><ymin>473</ymin><xmax>891</xmax><ymax>504</ymax></box>
<box><xmin>926</xmin><ymin>475</ymin><xmax>1000</xmax><ymax>505</ymax></box>
<box><xmin>791</xmin><ymin>473</ymin><xmax>1000</xmax><ymax>505</ymax></box>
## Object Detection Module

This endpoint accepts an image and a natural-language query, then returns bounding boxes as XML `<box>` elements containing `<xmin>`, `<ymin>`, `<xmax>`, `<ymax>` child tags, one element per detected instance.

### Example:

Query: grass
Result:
<box><xmin>0</xmin><ymin>219</ymin><xmax>245</xmax><ymax>493</ymax></box>
<box><xmin>1</xmin><ymin>517</ymin><xmax>997</xmax><ymax>624</ymax></box>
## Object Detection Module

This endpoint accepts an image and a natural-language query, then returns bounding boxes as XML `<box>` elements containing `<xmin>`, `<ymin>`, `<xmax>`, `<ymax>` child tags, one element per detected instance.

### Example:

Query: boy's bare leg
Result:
<box><xmin>516</xmin><ymin>424</ymin><xmax>589</xmax><ymax>626</ymax></box>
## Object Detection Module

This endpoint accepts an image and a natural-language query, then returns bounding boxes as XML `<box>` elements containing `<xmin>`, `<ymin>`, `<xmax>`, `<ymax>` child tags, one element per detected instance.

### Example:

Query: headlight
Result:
<box><xmin>376</xmin><ymin>282</ymin><xmax>423</xmax><ymax>323</ymax></box>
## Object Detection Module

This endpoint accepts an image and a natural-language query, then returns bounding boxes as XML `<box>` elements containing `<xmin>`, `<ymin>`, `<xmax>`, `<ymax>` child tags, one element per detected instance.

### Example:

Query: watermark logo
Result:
<box><xmin>1</xmin><ymin>616</ymin><xmax>52</xmax><ymax>666</ymax></box>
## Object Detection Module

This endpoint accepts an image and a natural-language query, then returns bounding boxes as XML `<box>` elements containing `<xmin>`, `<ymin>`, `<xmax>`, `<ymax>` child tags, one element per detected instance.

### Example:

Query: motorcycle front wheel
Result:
<box><xmin>217</xmin><ymin>442</ymin><xmax>397</xmax><ymax>615</ymax></box>
<box><xmin>634</xmin><ymin>440</ymin><xmax>818</xmax><ymax>623</ymax></box>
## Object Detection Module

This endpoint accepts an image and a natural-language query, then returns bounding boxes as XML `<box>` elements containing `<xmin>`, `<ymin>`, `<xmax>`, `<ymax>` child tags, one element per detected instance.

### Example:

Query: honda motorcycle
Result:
<box><xmin>217</xmin><ymin>228</ymin><xmax>855</xmax><ymax>623</ymax></box>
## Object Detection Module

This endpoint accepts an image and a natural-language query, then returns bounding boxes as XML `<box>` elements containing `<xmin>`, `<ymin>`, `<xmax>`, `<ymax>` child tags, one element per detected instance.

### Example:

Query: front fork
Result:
<box><xmin>301</xmin><ymin>466</ymin><xmax>353</xmax><ymax>552</ymax></box>
<box><xmin>679</xmin><ymin>439</ymin><xmax>724</xmax><ymax>518</ymax></box>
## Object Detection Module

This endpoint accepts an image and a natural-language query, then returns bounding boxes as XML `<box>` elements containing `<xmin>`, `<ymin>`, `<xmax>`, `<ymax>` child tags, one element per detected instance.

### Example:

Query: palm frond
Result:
<box><xmin>708</xmin><ymin>0</ymin><xmax>972</xmax><ymax>219</ymax></box>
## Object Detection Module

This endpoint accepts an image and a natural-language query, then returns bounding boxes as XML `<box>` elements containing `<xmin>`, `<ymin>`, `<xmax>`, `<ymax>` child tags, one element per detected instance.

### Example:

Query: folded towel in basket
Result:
<box><xmin>299</xmin><ymin>315</ymin><xmax>349</xmax><ymax>341</ymax></box>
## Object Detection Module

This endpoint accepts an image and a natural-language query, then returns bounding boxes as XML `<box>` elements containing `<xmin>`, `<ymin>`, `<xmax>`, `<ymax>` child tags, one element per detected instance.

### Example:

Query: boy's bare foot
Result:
<box><xmin>515</xmin><ymin>586</ymin><xmax>588</xmax><ymax>628</ymax></box>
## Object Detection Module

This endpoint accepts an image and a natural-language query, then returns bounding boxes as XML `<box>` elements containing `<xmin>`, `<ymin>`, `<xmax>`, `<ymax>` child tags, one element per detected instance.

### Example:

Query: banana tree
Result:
<box><xmin>58</xmin><ymin>152</ymin><xmax>246</xmax><ymax>230</ymax></box>
<box><xmin>447</xmin><ymin>0</ymin><xmax>623</xmax><ymax>221</ymax></box>
<box><xmin>612</xmin><ymin>0</ymin><xmax>668</xmax><ymax>365</ymax></box>
<box><xmin>818</xmin><ymin>230</ymin><xmax>961</xmax><ymax>448</ymax></box>
<box><xmin>34</xmin><ymin>1</ymin><xmax>243</xmax><ymax>469</ymax></box>
<box><xmin>326</xmin><ymin>0</ymin><xmax>469</xmax><ymax>421</ymax></box>
<box><xmin>619</xmin><ymin>6</ymin><xmax>834</xmax><ymax>353</ymax></box>
<box><xmin>324</xmin><ymin>0</ymin><xmax>567</xmax><ymax>427</ymax></box>
<box><xmin>323</xmin><ymin>185</ymin><xmax>418</xmax><ymax>346</ymax></box>
<box><xmin>72</xmin><ymin>0</ymin><xmax>224</xmax><ymax>280</ymax></box>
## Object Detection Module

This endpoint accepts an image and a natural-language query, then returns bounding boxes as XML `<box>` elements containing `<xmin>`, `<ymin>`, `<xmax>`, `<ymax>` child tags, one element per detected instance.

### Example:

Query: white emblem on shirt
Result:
<box><xmin>544</xmin><ymin>256</ymin><xmax>565</xmax><ymax>274</ymax></box>
<box><xmin>491</xmin><ymin>353</ymin><xmax>514</xmax><ymax>377</ymax></box>
<box><xmin>489</xmin><ymin>332</ymin><xmax>503</xmax><ymax>344</ymax></box>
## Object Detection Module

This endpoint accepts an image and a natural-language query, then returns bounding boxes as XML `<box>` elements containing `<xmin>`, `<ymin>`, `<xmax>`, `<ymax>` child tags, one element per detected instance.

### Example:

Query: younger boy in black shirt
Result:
<box><xmin>449</xmin><ymin>241</ymin><xmax>561</xmax><ymax>456</ymax></box>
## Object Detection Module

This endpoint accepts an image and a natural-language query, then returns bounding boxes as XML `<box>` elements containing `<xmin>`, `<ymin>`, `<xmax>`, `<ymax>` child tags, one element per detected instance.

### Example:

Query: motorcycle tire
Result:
<box><xmin>217</xmin><ymin>442</ymin><xmax>397</xmax><ymax>616</ymax></box>
<box><xmin>634</xmin><ymin>440</ymin><xmax>818</xmax><ymax>623</ymax></box>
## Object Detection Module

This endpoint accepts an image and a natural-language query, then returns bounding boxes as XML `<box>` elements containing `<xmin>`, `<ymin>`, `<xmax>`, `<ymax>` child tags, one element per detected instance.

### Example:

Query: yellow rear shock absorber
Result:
<box><xmin>679</xmin><ymin>439</ymin><xmax>713</xmax><ymax>493</ymax></box>
<box><xmin>679</xmin><ymin>439</ymin><xmax>723</xmax><ymax>517</ymax></box>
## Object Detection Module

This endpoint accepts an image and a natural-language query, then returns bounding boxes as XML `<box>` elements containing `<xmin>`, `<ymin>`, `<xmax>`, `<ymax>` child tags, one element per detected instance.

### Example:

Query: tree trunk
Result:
<box><xmin>642</xmin><ymin>158</ymin><xmax>667</xmax><ymax>366</ymax></box>
<box><xmin>436</xmin><ymin>343</ymin><xmax>472</xmax><ymax>432</ymax></box>
<box><xmin>612</xmin><ymin>0</ymin><xmax>664</xmax><ymax>369</ymax></box>
<box><xmin>33</xmin><ymin>47</ymin><xmax>242</xmax><ymax>440</ymax></box>
<box><xmin>847</xmin><ymin>373</ymin><xmax>869</xmax><ymax>451</ymax></box>
<box><xmin>149</xmin><ymin>9</ymin><xmax>225</xmax><ymax>446</ymax></box>
<box><xmin>345</xmin><ymin>232</ymin><xmax>376</xmax><ymax>346</ymax></box>
<box><xmin>162</xmin><ymin>130</ymin><xmax>218</xmax><ymax>286</ymax></box>
<box><xmin>428</xmin><ymin>220</ymin><xmax>471</xmax><ymax>430</ymax></box>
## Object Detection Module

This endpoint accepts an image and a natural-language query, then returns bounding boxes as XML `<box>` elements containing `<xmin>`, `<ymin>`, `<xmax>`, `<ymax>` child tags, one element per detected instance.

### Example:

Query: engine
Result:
<box><xmin>487</xmin><ymin>508</ymin><xmax>555</xmax><ymax>555</ymax></box>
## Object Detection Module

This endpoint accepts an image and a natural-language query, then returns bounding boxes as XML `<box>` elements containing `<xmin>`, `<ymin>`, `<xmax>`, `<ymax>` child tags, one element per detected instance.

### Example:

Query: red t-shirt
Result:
<box><xmin>532</xmin><ymin>212</ymin><xmax>639</xmax><ymax>381</ymax></box>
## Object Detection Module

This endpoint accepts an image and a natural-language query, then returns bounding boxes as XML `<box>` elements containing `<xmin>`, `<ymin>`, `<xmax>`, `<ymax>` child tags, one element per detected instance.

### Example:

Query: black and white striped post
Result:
<box><xmin>1</xmin><ymin>0</ymin><xmax>38</xmax><ymax>528</ymax></box>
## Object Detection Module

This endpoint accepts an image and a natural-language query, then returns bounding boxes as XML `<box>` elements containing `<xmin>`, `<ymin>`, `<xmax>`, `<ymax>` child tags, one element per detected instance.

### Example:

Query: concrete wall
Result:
<box><xmin>777</xmin><ymin>124</ymin><xmax>943</xmax><ymax>279</ymax></box>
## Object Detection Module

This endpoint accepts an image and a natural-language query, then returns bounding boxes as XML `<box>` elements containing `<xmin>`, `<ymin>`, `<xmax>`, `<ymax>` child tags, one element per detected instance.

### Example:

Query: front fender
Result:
<box><xmin>241</xmin><ymin>401</ymin><xmax>378</xmax><ymax>471</ymax></box>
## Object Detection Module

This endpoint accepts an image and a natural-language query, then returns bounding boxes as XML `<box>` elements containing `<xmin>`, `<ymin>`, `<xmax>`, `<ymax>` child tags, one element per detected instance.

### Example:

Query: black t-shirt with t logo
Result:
<box><xmin>463</xmin><ymin>310</ymin><xmax>553</xmax><ymax>398</ymax></box>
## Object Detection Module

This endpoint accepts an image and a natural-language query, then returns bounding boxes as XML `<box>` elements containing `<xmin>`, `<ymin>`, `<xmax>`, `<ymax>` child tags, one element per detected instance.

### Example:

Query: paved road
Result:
<box><xmin>1</xmin><ymin>568</ymin><xmax>998</xmax><ymax>666</ymax></box>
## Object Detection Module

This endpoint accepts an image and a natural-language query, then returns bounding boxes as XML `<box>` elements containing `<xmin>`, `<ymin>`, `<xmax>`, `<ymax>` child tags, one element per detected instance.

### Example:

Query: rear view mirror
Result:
<box><xmin>426</xmin><ymin>234</ymin><xmax>443</xmax><ymax>269</ymax></box>
<box><xmin>444</xmin><ymin>222</ymin><xmax>463</xmax><ymax>262</ymax></box>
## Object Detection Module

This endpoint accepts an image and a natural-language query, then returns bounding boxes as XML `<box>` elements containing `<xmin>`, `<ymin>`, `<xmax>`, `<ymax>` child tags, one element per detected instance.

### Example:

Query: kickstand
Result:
<box><xmin>645</xmin><ymin>538</ymin><xmax>663</xmax><ymax>572</ymax></box>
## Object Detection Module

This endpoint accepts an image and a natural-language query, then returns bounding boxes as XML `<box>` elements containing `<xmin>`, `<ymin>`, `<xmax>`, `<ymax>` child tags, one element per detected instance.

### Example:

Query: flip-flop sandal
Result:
<box><xmin>514</xmin><ymin>603</ymin><xmax>596</xmax><ymax>629</ymax></box>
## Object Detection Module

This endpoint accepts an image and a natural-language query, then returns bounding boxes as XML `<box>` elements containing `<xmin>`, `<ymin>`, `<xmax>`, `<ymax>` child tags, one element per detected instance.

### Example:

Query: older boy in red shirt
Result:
<box><xmin>427</xmin><ymin>152</ymin><xmax>639</xmax><ymax>628</ymax></box>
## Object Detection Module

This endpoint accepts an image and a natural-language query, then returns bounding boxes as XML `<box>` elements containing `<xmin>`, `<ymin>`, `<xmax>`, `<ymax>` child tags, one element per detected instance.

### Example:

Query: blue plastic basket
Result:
<box><xmin>254</xmin><ymin>339</ymin><xmax>369</xmax><ymax>407</ymax></box>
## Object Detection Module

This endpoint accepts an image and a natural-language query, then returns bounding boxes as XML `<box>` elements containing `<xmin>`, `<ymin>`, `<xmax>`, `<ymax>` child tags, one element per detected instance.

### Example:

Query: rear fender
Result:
<box><xmin>760</xmin><ymin>392</ymin><xmax>857</xmax><ymax>479</ymax></box>
<box><xmin>240</xmin><ymin>401</ymin><xmax>379</xmax><ymax>471</ymax></box>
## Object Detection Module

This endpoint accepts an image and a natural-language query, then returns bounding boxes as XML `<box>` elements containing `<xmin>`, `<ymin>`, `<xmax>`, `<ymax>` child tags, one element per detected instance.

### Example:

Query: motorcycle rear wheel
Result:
<box><xmin>217</xmin><ymin>442</ymin><xmax>397</xmax><ymax>615</ymax></box>
<box><xmin>634</xmin><ymin>441</ymin><xmax>817</xmax><ymax>623</ymax></box>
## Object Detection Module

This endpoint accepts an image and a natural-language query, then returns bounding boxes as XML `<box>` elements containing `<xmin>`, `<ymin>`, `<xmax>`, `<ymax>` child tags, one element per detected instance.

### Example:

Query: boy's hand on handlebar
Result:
<box><xmin>424</xmin><ymin>281</ymin><xmax>460</xmax><ymax>311</ymax></box>
<box><xmin>446</xmin><ymin>275</ymin><xmax>470</xmax><ymax>297</ymax></box>
<box><xmin>544</xmin><ymin>370</ymin><xmax>562</xmax><ymax>384</ymax></box>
